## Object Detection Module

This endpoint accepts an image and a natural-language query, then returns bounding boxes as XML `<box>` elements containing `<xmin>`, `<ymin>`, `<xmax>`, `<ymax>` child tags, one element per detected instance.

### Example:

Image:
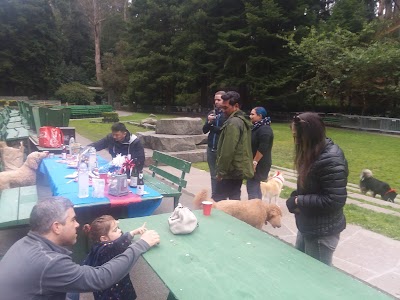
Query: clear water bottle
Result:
<box><xmin>88</xmin><ymin>147</ymin><xmax>97</xmax><ymax>171</ymax></box>
<box><xmin>136</xmin><ymin>171</ymin><xmax>144</xmax><ymax>195</ymax></box>
<box><xmin>69</xmin><ymin>137</ymin><xmax>75</xmax><ymax>156</ymax></box>
<box><xmin>78</xmin><ymin>162</ymin><xmax>89</xmax><ymax>198</ymax></box>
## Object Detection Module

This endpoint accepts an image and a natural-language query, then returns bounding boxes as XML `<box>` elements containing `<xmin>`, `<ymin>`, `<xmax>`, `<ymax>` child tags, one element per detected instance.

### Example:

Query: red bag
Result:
<box><xmin>39</xmin><ymin>126</ymin><xmax>64</xmax><ymax>148</ymax></box>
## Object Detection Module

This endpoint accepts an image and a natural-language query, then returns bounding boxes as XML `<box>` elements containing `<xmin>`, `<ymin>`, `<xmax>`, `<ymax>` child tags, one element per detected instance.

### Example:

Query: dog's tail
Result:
<box><xmin>193</xmin><ymin>189</ymin><xmax>216</xmax><ymax>209</ymax></box>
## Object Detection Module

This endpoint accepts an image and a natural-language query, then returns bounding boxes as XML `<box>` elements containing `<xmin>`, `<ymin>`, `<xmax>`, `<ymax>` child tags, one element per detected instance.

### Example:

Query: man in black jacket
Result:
<box><xmin>90</xmin><ymin>122</ymin><xmax>145</xmax><ymax>171</ymax></box>
<box><xmin>202</xmin><ymin>91</ymin><xmax>227</xmax><ymax>198</ymax></box>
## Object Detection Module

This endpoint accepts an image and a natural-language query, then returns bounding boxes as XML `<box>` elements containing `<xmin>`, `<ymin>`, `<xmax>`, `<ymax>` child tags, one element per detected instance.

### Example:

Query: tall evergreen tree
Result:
<box><xmin>0</xmin><ymin>0</ymin><xmax>62</xmax><ymax>96</ymax></box>
<box><xmin>125</xmin><ymin>0</ymin><xmax>185</xmax><ymax>106</ymax></box>
<box><xmin>52</xmin><ymin>0</ymin><xmax>94</xmax><ymax>85</ymax></box>
<box><xmin>327</xmin><ymin>0</ymin><xmax>369</xmax><ymax>32</ymax></box>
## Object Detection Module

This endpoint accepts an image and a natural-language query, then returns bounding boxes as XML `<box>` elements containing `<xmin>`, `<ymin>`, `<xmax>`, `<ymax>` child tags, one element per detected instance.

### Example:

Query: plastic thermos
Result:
<box><xmin>130</xmin><ymin>158</ymin><xmax>138</xmax><ymax>188</ymax></box>
<box><xmin>78</xmin><ymin>162</ymin><xmax>89</xmax><ymax>198</ymax></box>
<box><xmin>136</xmin><ymin>172</ymin><xmax>144</xmax><ymax>195</ymax></box>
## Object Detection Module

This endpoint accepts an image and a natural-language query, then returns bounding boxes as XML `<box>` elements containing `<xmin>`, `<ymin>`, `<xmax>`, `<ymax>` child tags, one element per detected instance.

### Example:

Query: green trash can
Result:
<box><xmin>42</xmin><ymin>108</ymin><xmax>71</xmax><ymax>127</ymax></box>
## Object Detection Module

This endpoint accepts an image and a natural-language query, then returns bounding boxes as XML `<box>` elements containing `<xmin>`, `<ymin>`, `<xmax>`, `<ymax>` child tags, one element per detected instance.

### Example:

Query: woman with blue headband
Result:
<box><xmin>247</xmin><ymin>106</ymin><xmax>274</xmax><ymax>199</ymax></box>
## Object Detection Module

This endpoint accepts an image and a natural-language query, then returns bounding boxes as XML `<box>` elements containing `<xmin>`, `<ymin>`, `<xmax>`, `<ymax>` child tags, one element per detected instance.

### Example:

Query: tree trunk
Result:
<box><xmin>108</xmin><ymin>90</ymin><xmax>115</xmax><ymax>105</ymax></box>
<box><xmin>361</xmin><ymin>94</ymin><xmax>367</xmax><ymax>116</ymax></box>
<box><xmin>123</xmin><ymin>0</ymin><xmax>128</xmax><ymax>22</ymax></box>
<box><xmin>385</xmin><ymin>0</ymin><xmax>393</xmax><ymax>18</ymax></box>
<box><xmin>378</xmin><ymin>0</ymin><xmax>385</xmax><ymax>18</ymax></box>
<box><xmin>94</xmin><ymin>22</ymin><xmax>102</xmax><ymax>86</ymax></box>
<box><xmin>93</xmin><ymin>0</ymin><xmax>102</xmax><ymax>86</ymax></box>
<box><xmin>394</xmin><ymin>0</ymin><xmax>400</xmax><ymax>14</ymax></box>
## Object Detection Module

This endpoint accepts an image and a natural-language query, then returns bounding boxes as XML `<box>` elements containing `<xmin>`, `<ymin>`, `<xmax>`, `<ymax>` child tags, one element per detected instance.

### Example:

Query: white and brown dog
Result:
<box><xmin>193</xmin><ymin>189</ymin><xmax>282</xmax><ymax>229</ymax></box>
<box><xmin>0</xmin><ymin>141</ymin><xmax>25</xmax><ymax>171</ymax></box>
<box><xmin>0</xmin><ymin>151</ymin><xmax>48</xmax><ymax>190</ymax></box>
<box><xmin>260</xmin><ymin>171</ymin><xmax>285</xmax><ymax>204</ymax></box>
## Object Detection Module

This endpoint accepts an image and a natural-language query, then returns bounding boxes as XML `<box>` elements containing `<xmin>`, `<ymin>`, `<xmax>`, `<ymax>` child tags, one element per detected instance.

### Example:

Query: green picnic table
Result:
<box><xmin>119</xmin><ymin>210</ymin><xmax>392</xmax><ymax>300</ymax></box>
<box><xmin>0</xmin><ymin>185</ymin><xmax>38</xmax><ymax>229</ymax></box>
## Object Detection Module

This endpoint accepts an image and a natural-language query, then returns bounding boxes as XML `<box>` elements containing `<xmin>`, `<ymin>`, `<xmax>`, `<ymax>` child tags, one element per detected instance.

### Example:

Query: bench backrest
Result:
<box><xmin>149</xmin><ymin>150</ymin><xmax>191</xmax><ymax>191</ymax></box>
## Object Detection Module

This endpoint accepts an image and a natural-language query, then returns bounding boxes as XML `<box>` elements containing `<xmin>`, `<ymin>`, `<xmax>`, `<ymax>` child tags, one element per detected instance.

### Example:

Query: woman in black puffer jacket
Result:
<box><xmin>286</xmin><ymin>112</ymin><xmax>348</xmax><ymax>266</ymax></box>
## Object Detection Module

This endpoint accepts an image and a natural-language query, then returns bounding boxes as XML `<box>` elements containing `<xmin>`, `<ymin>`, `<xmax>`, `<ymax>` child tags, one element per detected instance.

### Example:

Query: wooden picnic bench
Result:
<box><xmin>0</xmin><ymin>185</ymin><xmax>38</xmax><ymax>229</ymax></box>
<box><xmin>144</xmin><ymin>150</ymin><xmax>191</xmax><ymax>209</ymax></box>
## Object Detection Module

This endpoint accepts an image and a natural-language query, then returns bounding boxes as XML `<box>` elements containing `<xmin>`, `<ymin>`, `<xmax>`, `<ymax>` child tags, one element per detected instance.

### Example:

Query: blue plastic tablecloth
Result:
<box><xmin>38</xmin><ymin>156</ymin><xmax>162</xmax><ymax>217</ymax></box>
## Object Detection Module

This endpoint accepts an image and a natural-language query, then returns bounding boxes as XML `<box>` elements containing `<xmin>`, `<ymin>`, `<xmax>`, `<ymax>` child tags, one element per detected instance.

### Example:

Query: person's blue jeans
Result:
<box><xmin>207</xmin><ymin>147</ymin><xmax>218</xmax><ymax>198</ymax></box>
<box><xmin>295</xmin><ymin>231</ymin><xmax>340</xmax><ymax>266</ymax></box>
<box><xmin>246</xmin><ymin>177</ymin><xmax>261</xmax><ymax>199</ymax></box>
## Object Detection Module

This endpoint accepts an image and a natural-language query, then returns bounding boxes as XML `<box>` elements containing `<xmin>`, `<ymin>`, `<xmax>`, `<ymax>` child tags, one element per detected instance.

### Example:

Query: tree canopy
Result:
<box><xmin>1</xmin><ymin>0</ymin><xmax>400</xmax><ymax>115</ymax></box>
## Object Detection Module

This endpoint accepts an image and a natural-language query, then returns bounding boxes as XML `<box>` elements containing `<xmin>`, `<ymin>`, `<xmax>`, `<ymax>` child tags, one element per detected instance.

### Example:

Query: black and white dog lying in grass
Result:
<box><xmin>360</xmin><ymin>169</ymin><xmax>397</xmax><ymax>203</ymax></box>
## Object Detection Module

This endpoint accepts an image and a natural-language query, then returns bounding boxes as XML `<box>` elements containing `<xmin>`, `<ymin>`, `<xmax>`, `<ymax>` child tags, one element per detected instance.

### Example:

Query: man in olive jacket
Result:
<box><xmin>215</xmin><ymin>91</ymin><xmax>254</xmax><ymax>201</ymax></box>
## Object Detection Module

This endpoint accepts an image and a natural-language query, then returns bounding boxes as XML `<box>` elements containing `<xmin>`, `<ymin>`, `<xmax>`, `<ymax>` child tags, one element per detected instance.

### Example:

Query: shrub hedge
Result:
<box><xmin>102</xmin><ymin>112</ymin><xmax>119</xmax><ymax>123</ymax></box>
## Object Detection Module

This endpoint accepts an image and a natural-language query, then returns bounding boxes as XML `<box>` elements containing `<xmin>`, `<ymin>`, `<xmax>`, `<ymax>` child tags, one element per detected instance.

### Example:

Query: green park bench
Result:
<box><xmin>0</xmin><ymin>108</ymin><xmax>30</xmax><ymax>146</ymax></box>
<box><xmin>0</xmin><ymin>185</ymin><xmax>38</xmax><ymax>229</ymax></box>
<box><xmin>97</xmin><ymin>105</ymin><xmax>114</xmax><ymax>112</ymax></box>
<box><xmin>323</xmin><ymin>116</ymin><xmax>341</xmax><ymax>127</ymax></box>
<box><xmin>4</xmin><ymin>106</ymin><xmax>20</xmax><ymax>117</ymax></box>
<box><xmin>52</xmin><ymin>105</ymin><xmax>114</xmax><ymax>119</ymax></box>
<box><xmin>4</xmin><ymin>127</ymin><xmax>29</xmax><ymax>141</ymax></box>
<box><xmin>144</xmin><ymin>150</ymin><xmax>191</xmax><ymax>209</ymax></box>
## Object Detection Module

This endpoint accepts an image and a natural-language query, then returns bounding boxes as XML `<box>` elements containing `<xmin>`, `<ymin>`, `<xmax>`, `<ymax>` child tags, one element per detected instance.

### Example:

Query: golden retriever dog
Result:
<box><xmin>260</xmin><ymin>171</ymin><xmax>285</xmax><ymax>204</ymax></box>
<box><xmin>0</xmin><ymin>151</ymin><xmax>48</xmax><ymax>190</ymax></box>
<box><xmin>0</xmin><ymin>141</ymin><xmax>24</xmax><ymax>171</ymax></box>
<box><xmin>193</xmin><ymin>189</ymin><xmax>282</xmax><ymax>229</ymax></box>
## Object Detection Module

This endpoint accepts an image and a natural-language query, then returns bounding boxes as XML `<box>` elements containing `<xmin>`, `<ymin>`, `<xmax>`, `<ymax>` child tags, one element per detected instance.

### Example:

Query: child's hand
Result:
<box><xmin>130</xmin><ymin>222</ymin><xmax>147</xmax><ymax>236</ymax></box>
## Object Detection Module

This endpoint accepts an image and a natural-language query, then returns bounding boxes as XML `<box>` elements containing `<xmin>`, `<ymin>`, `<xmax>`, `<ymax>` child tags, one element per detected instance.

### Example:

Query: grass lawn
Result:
<box><xmin>279</xmin><ymin>186</ymin><xmax>400</xmax><ymax>240</ymax></box>
<box><xmin>192</xmin><ymin>122</ymin><xmax>400</xmax><ymax>191</ymax></box>
<box><xmin>70</xmin><ymin>113</ymin><xmax>174</xmax><ymax>143</ymax></box>
<box><xmin>344</xmin><ymin>204</ymin><xmax>400</xmax><ymax>240</ymax></box>
<box><xmin>270</xmin><ymin>123</ymin><xmax>400</xmax><ymax>191</ymax></box>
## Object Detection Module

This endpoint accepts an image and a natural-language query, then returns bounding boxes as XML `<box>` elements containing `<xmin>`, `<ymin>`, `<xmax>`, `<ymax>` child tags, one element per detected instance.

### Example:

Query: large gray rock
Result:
<box><xmin>137</xmin><ymin>131</ymin><xmax>207</xmax><ymax>152</ymax></box>
<box><xmin>155</xmin><ymin>117</ymin><xmax>203</xmax><ymax>135</ymax></box>
<box><xmin>142</xmin><ymin>148</ymin><xmax>207</xmax><ymax>165</ymax></box>
<box><xmin>140</xmin><ymin>117</ymin><xmax>157</xmax><ymax>125</ymax></box>
<box><xmin>167</xmin><ymin>149</ymin><xmax>207</xmax><ymax>163</ymax></box>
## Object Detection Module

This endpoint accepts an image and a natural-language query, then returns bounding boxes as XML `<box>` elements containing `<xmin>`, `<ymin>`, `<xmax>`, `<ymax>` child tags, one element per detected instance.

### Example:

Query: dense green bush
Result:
<box><xmin>54</xmin><ymin>82</ymin><xmax>95</xmax><ymax>105</ymax></box>
<box><xmin>102</xmin><ymin>112</ymin><xmax>119</xmax><ymax>123</ymax></box>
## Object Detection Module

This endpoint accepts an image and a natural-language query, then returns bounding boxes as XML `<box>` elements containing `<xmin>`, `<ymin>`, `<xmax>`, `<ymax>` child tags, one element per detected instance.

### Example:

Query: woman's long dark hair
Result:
<box><xmin>292</xmin><ymin>112</ymin><xmax>326</xmax><ymax>188</ymax></box>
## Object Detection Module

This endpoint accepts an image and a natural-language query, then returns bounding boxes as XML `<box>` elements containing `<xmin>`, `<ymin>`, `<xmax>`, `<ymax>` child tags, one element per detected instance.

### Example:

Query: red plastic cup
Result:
<box><xmin>202</xmin><ymin>201</ymin><xmax>213</xmax><ymax>216</ymax></box>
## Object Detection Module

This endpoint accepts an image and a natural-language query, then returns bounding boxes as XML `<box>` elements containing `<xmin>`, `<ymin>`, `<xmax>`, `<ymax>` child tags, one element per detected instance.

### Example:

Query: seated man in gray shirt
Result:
<box><xmin>0</xmin><ymin>196</ymin><xmax>160</xmax><ymax>300</ymax></box>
